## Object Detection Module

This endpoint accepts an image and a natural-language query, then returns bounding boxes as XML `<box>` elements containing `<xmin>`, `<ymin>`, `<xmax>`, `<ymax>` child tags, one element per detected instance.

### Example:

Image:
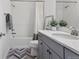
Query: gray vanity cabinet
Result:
<box><xmin>38</xmin><ymin>33</ymin><xmax>63</xmax><ymax>59</ymax></box>
<box><xmin>38</xmin><ymin>33</ymin><xmax>79</xmax><ymax>59</ymax></box>
<box><xmin>42</xmin><ymin>42</ymin><xmax>49</xmax><ymax>59</ymax></box>
<box><xmin>38</xmin><ymin>39</ymin><xmax>43</xmax><ymax>59</ymax></box>
<box><xmin>38</xmin><ymin>38</ymin><xmax>62</xmax><ymax>59</ymax></box>
<box><xmin>49</xmin><ymin>49</ymin><xmax>61</xmax><ymax>59</ymax></box>
<box><xmin>65</xmin><ymin>48</ymin><xmax>79</xmax><ymax>59</ymax></box>
<box><xmin>38</xmin><ymin>38</ymin><xmax>49</xmax><ymax>59</ymax></box>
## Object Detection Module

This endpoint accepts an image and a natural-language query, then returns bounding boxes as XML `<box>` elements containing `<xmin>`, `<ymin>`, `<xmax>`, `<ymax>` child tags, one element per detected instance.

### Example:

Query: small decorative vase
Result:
<box><xmin>51</xmin><ymin>27</ymin><xmax>56</xmax><ymax>31</ymax></box>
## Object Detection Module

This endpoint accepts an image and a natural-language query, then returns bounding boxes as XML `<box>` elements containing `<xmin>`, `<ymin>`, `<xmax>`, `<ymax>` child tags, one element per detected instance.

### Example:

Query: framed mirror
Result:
<box><xmin>56</xmin><ymin>0</ymin><xmax>79</xmax><ymax>30</ymax></box>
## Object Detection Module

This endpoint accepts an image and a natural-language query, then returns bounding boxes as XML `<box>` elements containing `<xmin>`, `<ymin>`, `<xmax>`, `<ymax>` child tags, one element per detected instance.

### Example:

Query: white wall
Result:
<box><xmin>56</xmin><ymin>3</ymin><xmax>64</xmax><ymax>21</ymax></box>
<box><xmin>0</xmin><ymin>0</ymin><xmax>11</xmax><ymax>59</ymax></box>
<box><xmin>44</xmin><ymin>0</ymin><xmax>56</xmax><ymax>18</ymax></box>
<box><xmin>1</xmin><ymin>0</ymin><xmax>11</xmax><ymax>33</ymax></box>
<box><xmin>1</xmin><ymin>0</ymin><xmax>11</xmax><ymax>13</ymax></box>
<box><xmin>0</xmin><ymin>0</ymin><xmax>4</xmax><ymax>34</ymax></box>
<box><xmin>0</xmin><ymin>0</ymin><xmax>11</xmax><ymax>33</ymax></box>
<box><xmin>11</xmin><ymin>1</ymin><xmax>36</xmax><ymax>37</ymax></box>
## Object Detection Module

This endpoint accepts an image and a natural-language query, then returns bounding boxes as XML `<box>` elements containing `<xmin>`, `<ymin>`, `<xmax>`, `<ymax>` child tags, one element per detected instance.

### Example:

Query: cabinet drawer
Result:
<box><xmin>65</xmin><ymin>48</ymin><xmax>79</xmax><ymax>59</ymax></box>
<box><xmin>38</xmin><ymin>33</ymin><xmax>63</xmax><ymax>59</ymax></box>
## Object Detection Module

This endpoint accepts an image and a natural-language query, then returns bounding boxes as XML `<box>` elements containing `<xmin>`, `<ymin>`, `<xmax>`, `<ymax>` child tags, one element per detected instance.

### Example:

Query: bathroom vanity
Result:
<box><xmin>38</xmin><ymin>30</ymin><xmax>79</xmax><ymax>59</ymax></box>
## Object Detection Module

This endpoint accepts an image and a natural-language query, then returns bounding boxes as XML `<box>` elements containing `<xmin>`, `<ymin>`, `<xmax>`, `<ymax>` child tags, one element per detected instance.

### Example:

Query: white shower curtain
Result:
<box><xmin>34</xmin><ymin>2</ymin><xmax>44</xmax><ymax>34</ymax></box>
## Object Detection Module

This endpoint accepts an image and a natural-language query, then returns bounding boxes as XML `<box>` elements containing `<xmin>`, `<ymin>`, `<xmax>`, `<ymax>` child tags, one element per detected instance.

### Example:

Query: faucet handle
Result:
<box><xmin>69</xmin><ymin>26</ymin><xmax>75</xmax><ymax>30</ymax></box>
<box><xmin>68</xmin><ymin>26</ymin><xmax>79</xmax><ymax>36</ymax></box>
<box><xmin>71</xmin><ymin>30</ymin><xmax>78</xmax><ymax>36</ymax></box>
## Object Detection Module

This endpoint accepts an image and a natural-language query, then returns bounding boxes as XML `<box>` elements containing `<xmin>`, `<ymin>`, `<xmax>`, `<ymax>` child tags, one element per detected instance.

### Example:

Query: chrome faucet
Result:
<box><xmin>43</xmin><ymin>15</ymin><xmax>54</xmax><ymax>30</ymax></box>
<box><xmin>69</xmin><ymin>26</ymin><xmax>79</xmax><ymax>36</ymax></box>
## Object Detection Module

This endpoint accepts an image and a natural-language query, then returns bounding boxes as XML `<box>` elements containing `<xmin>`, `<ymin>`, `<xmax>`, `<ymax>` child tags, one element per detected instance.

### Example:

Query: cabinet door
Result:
<box><xmin>38</xmin><ymin>39</ymin><xmax>43</xmax><ymax>59</ymax></box>
<box><xmin>41</xmin><ymin>34</ymin><xmax>64</xmax><ymax>59</ymax></box>
<box><xmin>42</xmin><ymin>43</ymin><xmax>49</xmax><ymax>59</ymax></box>
<box><xmin>49</xmin><ymin>49</ymin><xmax>62</xmax><ymax>59</ymax></box>
<box><xmin>65</xmin><ymin>48</ymin><xmax>79</xmax><ymax>59</ymax></box>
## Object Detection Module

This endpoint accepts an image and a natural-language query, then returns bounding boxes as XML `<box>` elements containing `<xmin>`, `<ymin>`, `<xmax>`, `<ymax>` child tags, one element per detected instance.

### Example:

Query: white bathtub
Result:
<box><xmin>10</xmin><ymin>37</ymin><xmax>33</xmax><ymax>48</ymax></box>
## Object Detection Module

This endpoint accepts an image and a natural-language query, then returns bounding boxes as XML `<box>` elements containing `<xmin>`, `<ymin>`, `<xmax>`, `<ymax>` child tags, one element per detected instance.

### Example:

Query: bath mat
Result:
<box><xmin>7</xmin><ymin>48</ymin><xmax>35</xmax><ymax>59</ymax></box>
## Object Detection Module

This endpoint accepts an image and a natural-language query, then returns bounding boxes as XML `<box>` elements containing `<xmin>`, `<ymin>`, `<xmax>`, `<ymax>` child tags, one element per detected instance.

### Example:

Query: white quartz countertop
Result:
<box><xmin>39</xmin><ymin>30</ymin><xmax>79</xmax><ymax>55</ymax></box>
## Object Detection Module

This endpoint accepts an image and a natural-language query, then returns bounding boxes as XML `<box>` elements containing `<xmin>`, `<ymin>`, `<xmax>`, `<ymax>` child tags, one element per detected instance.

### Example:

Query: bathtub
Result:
<box><xmin>10</xmin><ymin>37</ymin><xmax>33</xmax><ymax>48</ymax></box>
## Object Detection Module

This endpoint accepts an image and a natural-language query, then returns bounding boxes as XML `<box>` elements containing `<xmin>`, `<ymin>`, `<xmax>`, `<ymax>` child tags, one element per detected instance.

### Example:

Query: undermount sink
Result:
<box><xmin>52</xmin><ymin>32</ymin><xmax>79</xmax><ymax>40</ymax></box>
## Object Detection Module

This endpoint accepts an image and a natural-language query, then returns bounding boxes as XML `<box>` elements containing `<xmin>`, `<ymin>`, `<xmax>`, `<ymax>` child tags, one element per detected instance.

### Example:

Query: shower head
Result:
<box><xmin>11</xmin><ymin>4</ymin><xmax>15</xmax><ymax>7</ymax></box>
<box><xmin>65</xmin><ymin>5</ymin><xmax>70</xmax><ymax>8</ymax></box>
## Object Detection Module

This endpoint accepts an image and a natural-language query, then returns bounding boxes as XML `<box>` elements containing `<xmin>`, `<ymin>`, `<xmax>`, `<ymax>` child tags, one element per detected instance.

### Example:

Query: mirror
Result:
<box><xmin>56</xmin><ymin>0</ymin><xmax>79</xmax><ymax>30</ymax></box>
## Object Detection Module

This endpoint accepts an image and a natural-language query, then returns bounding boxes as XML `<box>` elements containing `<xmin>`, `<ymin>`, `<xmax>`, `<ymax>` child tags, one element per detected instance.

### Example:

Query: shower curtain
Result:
<box><xmin>33</xmin><ymin>2</ymin><xmax>44</xmax><ymax>40</ymax></box>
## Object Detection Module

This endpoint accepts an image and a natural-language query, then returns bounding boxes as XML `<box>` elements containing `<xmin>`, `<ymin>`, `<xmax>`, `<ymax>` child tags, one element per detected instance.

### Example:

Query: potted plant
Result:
<box><xmin>50</xmin><ymin>20</ymin><xmax>58</xmax><ymax>30</ymax></box>
<box><xmin>59</xmin><ymin>20</ymin><xmax>68</xmax><ymax>31</ymax></box>
<box><xmin>59</xmin><ymin>20</ymin><xmax>67</xmax><ymax>27</ymax></box>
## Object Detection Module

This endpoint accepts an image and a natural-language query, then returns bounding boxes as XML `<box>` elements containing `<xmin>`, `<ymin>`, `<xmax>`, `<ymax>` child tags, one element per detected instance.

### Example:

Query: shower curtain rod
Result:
<box><xmin>56</xmin><ymin>1</ymin><xmax>78</xmax><ymax>3</ymax></box>
<box><xmin>11</xmin><ymin>0</ymin><xmax>44</xmax><ymax>2</ymax></box>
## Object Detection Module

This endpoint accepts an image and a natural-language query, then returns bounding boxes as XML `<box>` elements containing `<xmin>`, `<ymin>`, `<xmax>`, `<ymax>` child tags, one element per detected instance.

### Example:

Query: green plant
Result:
<box><xmin>59</xmin><ymin>20</ymin><xmax>67</xmax><ymax>27</ymax></box>
<box><xmin>50</xmin><ymin>20</ymin><xmax>58</xmax><ymax>27</ymax></box>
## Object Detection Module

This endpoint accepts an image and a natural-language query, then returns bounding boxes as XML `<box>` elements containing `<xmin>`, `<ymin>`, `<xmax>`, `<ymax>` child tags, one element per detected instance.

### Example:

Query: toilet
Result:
<box><xmin>30</xmin><ymin>40</ymin><xmax>38</xmax><ymax>57</ymax></box>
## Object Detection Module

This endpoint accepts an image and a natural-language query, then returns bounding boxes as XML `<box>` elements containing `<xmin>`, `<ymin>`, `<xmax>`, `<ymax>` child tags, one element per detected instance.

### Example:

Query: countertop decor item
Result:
<box><xmin>50</xmin><ymin>20</ymin><xmax>58</xmax><ymax>30</ymax></box>
<box><xmin>59</xmin><ymin>20</ymin><xmax>67</xmax><ymax>27</ymax></box>
<box><xmin>50</xmin><ymin>20</ymin><xmax>58</xmax><ymax>27</ymax></box>
<box><xmin>59</xmin><ymin>20</ymin><xmax>68</xmax><ymax>32</ymax></box>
